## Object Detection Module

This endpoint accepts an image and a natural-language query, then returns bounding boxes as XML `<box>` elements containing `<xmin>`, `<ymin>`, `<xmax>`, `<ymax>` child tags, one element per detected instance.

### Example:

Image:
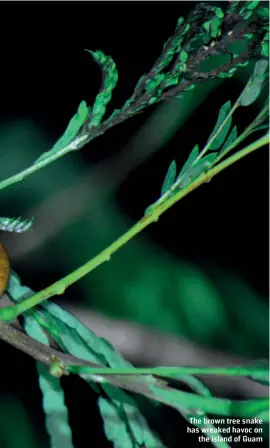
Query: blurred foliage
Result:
<box><xmin>0</xmin><ymin>397</ymin><xmax>41</xmax><ymax>448</ymax></box>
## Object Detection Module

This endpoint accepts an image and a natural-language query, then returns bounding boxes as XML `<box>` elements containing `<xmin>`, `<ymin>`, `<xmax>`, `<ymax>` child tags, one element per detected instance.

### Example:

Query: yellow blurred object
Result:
<box><xmin>0</xmin><ymin>242</ymin><xmax>10</xmax><ymax>296</ymax></box>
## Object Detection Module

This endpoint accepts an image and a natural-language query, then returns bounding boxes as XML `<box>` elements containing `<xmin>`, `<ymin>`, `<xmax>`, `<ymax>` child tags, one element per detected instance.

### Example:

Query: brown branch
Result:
<box><xmin>1</xmin><ymin>316</ymin><xmax>269</xmax><ymax>420</ymax></box>
<box><xmin>71</xmin><ymin>4</ymin><xmax>264</xmax><ymax>152</ymax></box>
<box><xmin>0</xmin><ymin>317</ymin><xmax>168</xmax><ymax>399</ymax></box>
<box><xmin>0</xmin><ymin>293</ymin><xmax>268</xmax><ymax>401</ymax></box>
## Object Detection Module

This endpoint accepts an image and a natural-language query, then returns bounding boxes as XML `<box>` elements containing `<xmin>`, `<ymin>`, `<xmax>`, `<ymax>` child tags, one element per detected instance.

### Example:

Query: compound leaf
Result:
<box><xmin>40</xmin><ymin>301</ymin><xmax>165</xmax><ymax>447</ymax></box>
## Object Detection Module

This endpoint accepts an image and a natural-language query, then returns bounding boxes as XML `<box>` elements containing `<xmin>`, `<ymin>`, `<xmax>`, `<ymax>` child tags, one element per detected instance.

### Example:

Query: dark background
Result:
<box><xmin>0</xmin><ymin>2</ymin><xmax>268</xmax><ymax>448</ymax></box>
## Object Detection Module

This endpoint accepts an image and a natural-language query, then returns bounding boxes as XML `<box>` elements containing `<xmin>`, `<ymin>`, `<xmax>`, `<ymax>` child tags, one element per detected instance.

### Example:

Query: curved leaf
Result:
<box><xmin>86</xmin><ymin>50</ymin><xmax>118</xmax><ymax>128</ymax></box>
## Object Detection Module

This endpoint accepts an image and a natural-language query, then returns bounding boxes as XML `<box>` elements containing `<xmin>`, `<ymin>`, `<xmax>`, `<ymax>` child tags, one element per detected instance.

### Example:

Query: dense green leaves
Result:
<box><xmin>0</xmin><ymin>216</ymin><xmax>34</xmax><ymax>233</ymax></box>
<box><xmin>34</xmin><ymin>101</ymin><xmax>89</xmax><ymax>164</ymax></box>
<box><xmin>99</xmin><ymin>392</ymin><xmax>165</xmax><ymax>448</ymax></box>
<box><xmin>40</xmin><ymin>303</ymin><xmax>165</xmax><ymax>447</ymax></box>
<box><xmin>7</xmin><ymin>273</ymin><xmax>165</xmax><ymax>448</ymax></box>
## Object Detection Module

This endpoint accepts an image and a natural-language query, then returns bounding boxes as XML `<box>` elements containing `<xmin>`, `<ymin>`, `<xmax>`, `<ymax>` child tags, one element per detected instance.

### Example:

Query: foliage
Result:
<box><xmin>0</xmin><ymin>2</ymin><xmax>269</xmax><ymax>448</ymax></box>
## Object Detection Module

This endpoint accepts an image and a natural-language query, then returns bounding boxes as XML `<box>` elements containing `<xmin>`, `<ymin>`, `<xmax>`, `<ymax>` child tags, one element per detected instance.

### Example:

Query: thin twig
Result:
<box><xmin>0</xmin><ymin>133</ymin><xmax>267</xmax><ymax>322</ymax></box>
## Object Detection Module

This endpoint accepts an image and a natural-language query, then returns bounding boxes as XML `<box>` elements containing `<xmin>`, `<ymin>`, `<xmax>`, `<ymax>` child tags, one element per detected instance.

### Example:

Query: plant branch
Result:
<box><xmin>0</xmin><ymin>133</ymin><xmax>267</xmax><ymax>322</ymax></box>
<box><xmin>0</xmin><ymin>2</ymin><xmax>266</xmax><ymax>193</ymax></box>
<box><xmin>0</xmin><ymin>318</ymin><xmax>268</xmax><ymax>420</ymax></box>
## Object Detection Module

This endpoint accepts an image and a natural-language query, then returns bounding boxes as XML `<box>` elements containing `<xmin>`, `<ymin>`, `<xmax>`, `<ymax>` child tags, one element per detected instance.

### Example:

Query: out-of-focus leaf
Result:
<box><xmin>162</xmin><ymin>371</ymin><xmax>212</xmax><ymax>397</ymax></box>
<box><xmin>99</xmin><ymin>391</ymin><xmax>165</xmax><ymax>448</ymax></box>
<box><xmin>0</xmin><ymin>398</ymin><xmax>40</xmax><ymax>448</ymax></box>
<box><xmin>0</xmin><ymin>216</ymin><xmax>34</xmax><ymax>233</ymax></box>
<box><xmin>37</xmin><ymin>363</ymin><xmax>75</xmax><ymax>448</ymax></box>
<box><xmin>246</xmin><ymin>360</ymin><xmax>269</xmax><ymax>386</ymax></box>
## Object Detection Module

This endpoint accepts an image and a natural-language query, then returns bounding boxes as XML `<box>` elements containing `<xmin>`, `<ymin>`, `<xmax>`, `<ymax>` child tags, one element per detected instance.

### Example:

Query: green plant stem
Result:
<box><xmin>0</xmin><ymin>133</ymin><xmax>268</xmax><ymax>322</ymax></box>
<box><xmin>0</xmin><ymin>134</ymin><xmax>88</xmax><ymax>192</ymax></box>
<box><xmin>66</xmin><ymin>364</ymin><xmax>268</xmax><ymax>378</ymax></box>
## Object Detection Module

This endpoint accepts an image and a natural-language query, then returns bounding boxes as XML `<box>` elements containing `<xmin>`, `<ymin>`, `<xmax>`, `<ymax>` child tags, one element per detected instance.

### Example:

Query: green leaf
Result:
<box><xmin>206</xmin><ymin>101</ymin><xmax>232</xmax><ymax>151</ymax></box>
<box><xmin>178</xmin><ymin>144</ymin><xmax>199</xmax><ymax>179</ymax></box>
<box><xmin>7</xmin><ymin>270</ymin><xmax>35</xmax><ymax>301</ymax></box>
<box><xmin>99</xmin><ymin>392</ymin><xmax>165</xmax><ymax>448</ymax></box>
<box><xmin>159</xmin><ymin>371</ymin><xmax>212</xmax><ymax>397</ymax></box>
<box><xmin>40</xmin><ymin>307</ymin><xmax>108</xmax><ymax>369</ymax></box>
<box><xmin>199</xmin><ymin>153</ymin><xmax>219</xmax><ymax>166</ymax></box>
<box><xmin>86</xmin><ymin>50</ymin><xmax>118</xmax><ymax>128</ymax></box>
<box><xmin>251</xmin><ymin>123</ymin><xmax>269</xmax><ymax>134</ymax></box>
<box><xmin>0</xmin><ymin>216</ymin><xmax>34</xmax><ymax>233</ymax></box>
<box><xmin>240</xmin><ymin>60</ymin><xmax>269</xmax><ymax>107</ymax></box>
<box><xmin>159</xmin><ymin>371</ymin><xmax>230</xmax><ymax>447</ymax></box>
<box><xmin>161</xmin><ymin>160</ymin><xmax>177</xmax><ymax>195</ymax></box>
<box><xmin>149</xmin><ymin>384</ymin><xmax>269</xmax><ymax>421</ymax></box>
<box><xmin>34</xmin><ymin>101</ymin><xmax>89</xmax><ymax>164</ymax></box>
<box><xmin>246</xmin><ymin>360</ymin><xmax>269</xmax><ymax>386</ymax></box>
<box><xmin>220</xmin><ymin>126</ymin><xmax>238</xmax><ymax>154</ymax></box>
<box><xmin>37</xmin><ymin>363</ymin><xmax>75</xmax><ymax>448</ymax></box>
<box><xmin>41</xmin><ymin>301</ymin><xmax>128</xmax><ymax>367</ymax></box>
